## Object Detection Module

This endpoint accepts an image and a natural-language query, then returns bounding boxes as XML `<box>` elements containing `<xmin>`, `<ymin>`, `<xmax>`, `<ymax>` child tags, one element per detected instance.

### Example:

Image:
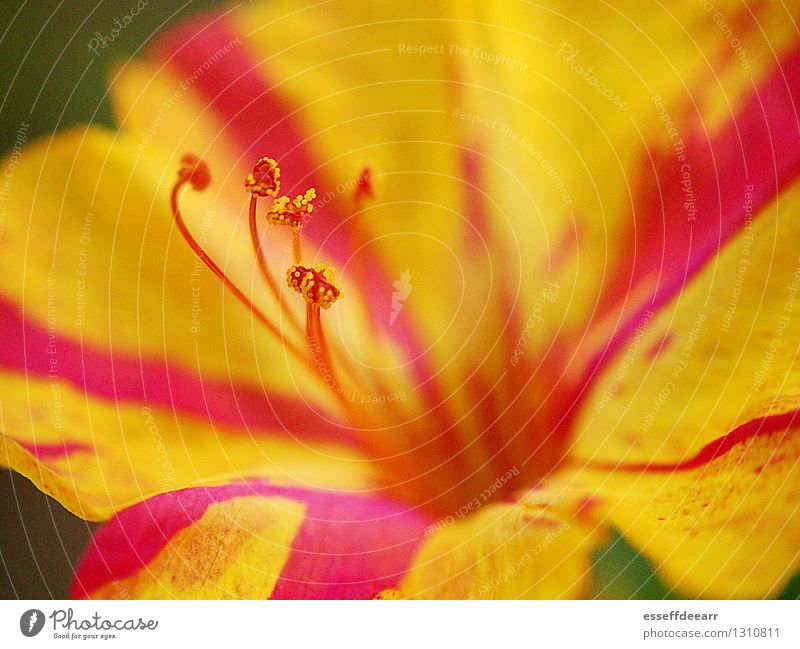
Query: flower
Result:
<box><xmin>1</xmin><ymin>0</ymin><xmax>800</xmax><ymax>599</ymax></box>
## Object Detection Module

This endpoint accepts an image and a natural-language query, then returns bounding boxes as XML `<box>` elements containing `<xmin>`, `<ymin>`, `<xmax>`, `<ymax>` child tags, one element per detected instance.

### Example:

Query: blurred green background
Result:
<box><xmin>0</xmin><ymin>0</ymin><xmax>798</xmax><ymax>600</ymax></box>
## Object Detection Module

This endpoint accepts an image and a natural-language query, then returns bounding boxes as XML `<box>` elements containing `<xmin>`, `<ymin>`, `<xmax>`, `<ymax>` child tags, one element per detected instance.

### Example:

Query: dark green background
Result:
<box><xmin>0</xmin><ymin>0</ymin><xmax>798</xmax><ymax>600</ymax></box>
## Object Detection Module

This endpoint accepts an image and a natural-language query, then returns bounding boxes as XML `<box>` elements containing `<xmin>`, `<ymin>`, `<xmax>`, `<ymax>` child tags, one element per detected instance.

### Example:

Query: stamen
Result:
<box><xmin>287</xmin><ymin>263</ymin><xmax>345</xmax><ymax>391</ymax></box>
<box><xmin>177</xmin><ymin>154</ymin><xmax>211</xmax><ymax>191</ymax></box>
<box><xmin>266</xmin><ymin>188</ymin><xmax>317</xmax><ymax>264</ymax></box>
<box><xmin>292</xmin><ymin>229</ymin><xmax>303</xmax><ymax>265</ymax></box>
<box><xmin>245</xmin><ymin>158</ymin><xmax>341</xmax><ymax>392</ymax></box>
<box><xmin>248</xmin><ymin>193</ymin><xmax>301</xmax><ymax>333</ymax></box>
<box><xmin>306</xmin><ymin>302</ymin><xmax>334</xmax><ymax>383</ymax></box>
<box><xmin>244</xmin><ymin>156</ymin><xmax>281</xmax><ymax>197</ymax></box>
<box><xmin>173</xmin><ymin>155</ymin><xmax>363</xmax><ymax>411</ymax></box>
<box><xmin>286</xmin><ymin>263</ymin><xmax>343</xmax><ymax>310</ymax></box>
<box><xmin>170</xmin><ymin>154</ymin><xmax>306</xmax><ymax>361</ymax></box>
<box><xmin>266</xmin><ymin>189</ymin><xmax>316</xmax><ymax>228</ymax></box>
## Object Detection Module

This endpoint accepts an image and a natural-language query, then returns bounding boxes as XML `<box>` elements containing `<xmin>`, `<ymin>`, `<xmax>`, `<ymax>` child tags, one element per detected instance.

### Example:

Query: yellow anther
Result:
<box><xmin>267</xmin><ymin>188</ymin><xmax>316</xmax><ymax>229</ymax></box>
<box><xmin>245</xmin><ymin>157</ymin><xmax>281</xmax><ymax>197</ymax></box>
<box><xmin>373</xmin><ymin>589</ymin><xmax>406</xmax><ymax>600</ymax></box>
<box><xmin>286</xmin><ymin>263</ymin><xmax>343</xmax><ymax>309</ymax></box>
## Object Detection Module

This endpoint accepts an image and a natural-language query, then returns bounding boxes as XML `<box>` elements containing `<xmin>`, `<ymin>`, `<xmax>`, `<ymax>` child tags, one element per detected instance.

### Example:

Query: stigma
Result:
<box><xmin>178</xmin><ymin>154</ymin><xmax>211</xmax><ymax>191</ymax></box>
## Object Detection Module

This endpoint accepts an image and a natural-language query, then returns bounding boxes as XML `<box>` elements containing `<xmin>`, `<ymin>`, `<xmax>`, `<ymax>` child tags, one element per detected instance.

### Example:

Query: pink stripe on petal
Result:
<box><xmin>618</xmin><ymin>42</ymin><xmax>800</xmax><ymax>318</ymax></box>
<box><xmin>580</xmin><ymin>408</ymin><xmax>800</xmax><ymax>474</ymax></box>
<box><xmin>581</xmin><ymin>42</ymin><xmax>800</xmax><ymax>405</ymax></box>
<box><xmin>71</xmin><ymin>485</ymin><xmax>224</xmax><ymax>598</ymax></box>
<box><xmin>269</xmin><ymin>486</ymin><xmax>430</xmax><ymax>599</ymax></box>
<box><xmin>12</xmin><ymin>439</ymin><xmax>93</xmax><ymax>459</ymax></box>
<box><xmin>0</xmin><ymin>298</ymin><xmax>358</xmax><ymax>446</ymax></box>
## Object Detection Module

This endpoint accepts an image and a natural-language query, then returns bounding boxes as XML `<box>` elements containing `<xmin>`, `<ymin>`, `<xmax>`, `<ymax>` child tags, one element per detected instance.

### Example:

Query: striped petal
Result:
<box><xmin>573</xmin><ymin>182</ymin><xmax>800</xmax><ymax>465</ymax></box>
<box><xmin>447</xmin><ymin>0</ymin><xmax>800</xmax><ymax>338</ymax></box>
<box><xmin>120</xmin><ymin>0</ymin><xmax>800</xmax><ymax>508</ymax></box>
<box><xmin>401</xmin><ymin>492</ymin><xmax>603</xmax><ymax>599</ymax></box>
<box><xmin>0</xmin><ymin>125</ymin><xmax>386</xmax><ymax>520</ymax></box>
<box><xmin>72</xmin><ymin>482</ymin><xmax>430</xmax><ymax>599</ymax></box>
<box><xmin>406</xmin><ymin>409</ymin><xmax>800</xmax><ymax>599</ymax></box>
<box><xmin>0</xmin><ymin>371</ymin><xmax>373</xmax><ymax>521</ymax></box>
<box><xmin>0</xmin><ymin>126</ymin><xmax>331</xmax><ymax>402</ymax></box>
<box><xmin>446</xmin><ymin>1</ymin><xmax>800</xmax><ymax>476</ymax></box>
<box><xmin>561</xmin><ymin>415</ymin><xmax>800</xmax><ymax>598</ymax></box>
<box><xmin>537</xmin><ymin>4</ymin><xmax>800</xmax><ymax>596</ymax></box>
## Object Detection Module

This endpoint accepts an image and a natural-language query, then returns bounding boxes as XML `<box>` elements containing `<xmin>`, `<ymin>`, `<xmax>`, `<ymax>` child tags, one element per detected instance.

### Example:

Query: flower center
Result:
<box><xmin>170</xmin><ymin>154</ymin><xmax>567</xmax><ymax>517</ymax></box>
<box><xmin>171</xmin><ymin>154</ymin><xmax>367</xmax><ymax>420</ymax></box>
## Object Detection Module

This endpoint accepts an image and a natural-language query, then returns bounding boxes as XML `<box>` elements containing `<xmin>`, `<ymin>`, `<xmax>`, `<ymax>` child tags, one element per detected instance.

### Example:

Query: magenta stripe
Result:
<box><xmin>0</xmin><ymin>298</ymin><xmax>358</xmax><ymax>446</ymax></box>
<box><xmin>579</xmin><ymin>43</ymin><xmax>800</xmax><ymax>408</ymax></box>
<box><xmin>269</xmin><ymin>486</ymin><xmax>429</xmax><ymax>599</ymax></box>
<box><xmin>12</xmin><ymin>439</ymin><xmax>92</xmax><ymax>459</ymax></box>
<box><xmin>582</xmin><ymin>408</ymin><xmax>799</xmax><ymax>474</ymax></box>
<box><xmin>71</xmin><ymin>484</ymin><xmax>218</xmax><ymax>597</ymax></box>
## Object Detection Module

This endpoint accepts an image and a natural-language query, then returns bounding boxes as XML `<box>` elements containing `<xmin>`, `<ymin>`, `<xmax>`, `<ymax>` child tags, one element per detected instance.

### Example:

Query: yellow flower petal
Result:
<box><xmin>565</xmin><ymin>419</ymin><xmax>800</xmax><ymax>597</ymax></box>
<box><xmin>450</xmin><ymin>0</ymin><xmax>799</xmax><ymax>340</ymax></box>
<box><xmin>0</xmin><ymin>372</ymin><xmax>373</xmax><ymax>521</ymax></box>
<box><xmin>401</xmin><ymin>497</ymin><xmax>604</xmax><ymax>598</ymax></box>
<box><xmin>573</xmin><ymin>182</ymin><xmax>800</xmax><ymax>465</ymax></box>
<box><xmin>82</xmin><ymin>495</ymin><xmax>305</xmax><ymax>599</ymax></box>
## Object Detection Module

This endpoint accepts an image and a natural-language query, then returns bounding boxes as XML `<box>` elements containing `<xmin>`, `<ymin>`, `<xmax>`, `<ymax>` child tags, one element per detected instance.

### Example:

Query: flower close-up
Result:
<box><xmin>1</xmin><ymin>0</ymin><xmax>800</xmax><ymax>601</ymax></box>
